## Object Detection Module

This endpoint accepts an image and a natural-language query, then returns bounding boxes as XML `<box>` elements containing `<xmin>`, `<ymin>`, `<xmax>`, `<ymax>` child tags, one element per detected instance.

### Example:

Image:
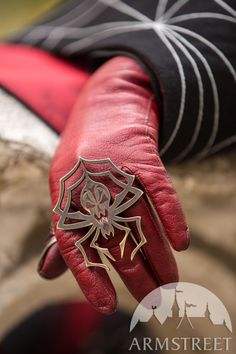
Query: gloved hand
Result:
<box><xmin>38</xmin><ymin>56</ymin><xmax>189</xmax><ymax>314</ymax></box>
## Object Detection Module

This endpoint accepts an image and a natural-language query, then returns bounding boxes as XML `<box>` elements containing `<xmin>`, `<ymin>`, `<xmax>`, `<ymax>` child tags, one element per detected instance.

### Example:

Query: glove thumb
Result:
<box><xmin>38</xmin><ymin>229</ymin><xmax>68</xmax><ymax>279</ymax></box>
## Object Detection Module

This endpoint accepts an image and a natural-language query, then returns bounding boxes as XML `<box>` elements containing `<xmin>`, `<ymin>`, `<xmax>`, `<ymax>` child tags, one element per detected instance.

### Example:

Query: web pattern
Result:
<box><xmin>16</xmin><ymin>0</ymin><xmax>236</xmax><ymax>161</ymax></box>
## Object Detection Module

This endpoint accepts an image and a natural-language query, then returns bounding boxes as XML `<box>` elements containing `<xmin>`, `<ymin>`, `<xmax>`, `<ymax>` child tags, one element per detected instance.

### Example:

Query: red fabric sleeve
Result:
<box><xmin>0</xmin><ymin>44</ymin><xmax>90</xmax><ymax>133</ymax></box>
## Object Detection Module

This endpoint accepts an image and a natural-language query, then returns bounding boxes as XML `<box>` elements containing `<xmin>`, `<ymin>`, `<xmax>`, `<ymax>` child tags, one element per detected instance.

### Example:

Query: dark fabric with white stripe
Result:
<box><xmin>14</xmin><ymin>0</ymin><xmax>236</xmax><ymax>162</ymax></box>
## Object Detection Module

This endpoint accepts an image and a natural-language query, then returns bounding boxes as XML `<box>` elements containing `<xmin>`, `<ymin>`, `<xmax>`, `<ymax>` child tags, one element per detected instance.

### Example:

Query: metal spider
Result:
<box><xmin>54</xmin><ymin>158</ymin><xmax>146</xmax><ymax>270</ymax></box>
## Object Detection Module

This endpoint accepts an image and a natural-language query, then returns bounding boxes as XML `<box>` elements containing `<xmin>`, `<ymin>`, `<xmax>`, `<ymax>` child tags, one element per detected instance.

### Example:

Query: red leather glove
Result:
<box><xmin>39</xmin><ymin>56</ymin><xmax>189</xmax><ymax>314</ymax></box>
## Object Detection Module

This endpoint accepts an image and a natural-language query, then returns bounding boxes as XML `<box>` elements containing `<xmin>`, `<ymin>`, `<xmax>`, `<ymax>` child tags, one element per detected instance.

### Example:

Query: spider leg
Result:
<box><xmin>57</xmin><ymin>218</ymin><xmax>92</xmax><ymax>230</ymax></box>
<box><xmin>114</xmin><ymin>216</ymin><xmax>147</xmax><ymax>260</ymax></box>
<box><xmin>112</xmin><ymin>186</ymin><xmax>143</xmax><ymax>216</ymax></box>
<box><xmin>90</xmin><ymin>230</ymin><xmax>115</xmax><ymax>266</ymax></box>
<box><xmin>112</xmin><ymin>221</ymin><xmax>131</xmax><ymax>259</ymax></box>
<box><xmin>57</xmin><ymin>201</ymin><xmax>91</xmax><ymax>230</ymax></box>
<box><xmin>75</xmin><ymin>226</ymin><xmax>108</xmax><ymax>270</ymax></box>
<box><xmin>111</xmin><ymin>185</ymin><xmax>130</xmax><ymax>210</ymax></box>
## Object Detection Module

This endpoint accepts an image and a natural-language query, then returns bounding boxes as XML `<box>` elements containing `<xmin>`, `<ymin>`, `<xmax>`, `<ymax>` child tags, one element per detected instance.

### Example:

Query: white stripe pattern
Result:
<box><xmin>160</xmin><ymin>0</ymin><xmax>190</xmax><ymax>21</ymax></box>
<box><xmin>168</xmin><ymin>12</ymin><xmax>236</xmax><ymax>24</ymax></box>
<box><xmin>20</xmin><ymin>0</ymin><xmax>236</xmax><ymax>159</ymax></box>
<box><xmin>208</xmin><ymin>135</ymin><xmax>236</xmax><ymax>155</ymax></box>
<box><xmin>213</xmin><ymin>0</ymin><xmax>236</xmax><ymax>17</ymax></box>
<box><xmin>163</xmin><ymin>28</ymin><xmax>204</xmax><ymax>161</ymax></box>
<box><xmin>153</xmin><ymin>27</ymin><xmax>187</xmax><ymax>156</ymax></box>
<box><xmin>45</xmin><ymin>0</ymin><xmax>97</xmax><ymax>25</ymax></box>
<box><xmin>165</xmin><ymin>28</ymin><xmax>220</xmax><ymax>159</ymax></box>
<box><xmin>169</xmin><ymin>25</ymin><xmax>236</xmax><ymax>83</ymax></box>
<box><xmin>99</xmin><ymin>0</ymin><xmax>152</xmax><ymax>23</ymax></box>
<box><xmin>62</xmin><ymin>22</ymin><xmax>150</xmax><ymax>54</ymax></box>
<box><xmin>155</xmin><ymin>0</ymin><xmax>168</xmax><ymax>20</ymax></box>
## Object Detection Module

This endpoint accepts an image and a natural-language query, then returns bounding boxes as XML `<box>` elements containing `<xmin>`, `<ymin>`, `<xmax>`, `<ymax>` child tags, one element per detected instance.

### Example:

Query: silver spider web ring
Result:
<box><xmin>53</xmin><ymin>157</ymin><xmax>147</xmax><ymax>270</ymax></box>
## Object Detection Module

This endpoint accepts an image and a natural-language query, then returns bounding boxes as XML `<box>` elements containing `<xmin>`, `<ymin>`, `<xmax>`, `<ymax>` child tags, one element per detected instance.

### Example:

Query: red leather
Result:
<box><xmin>38</xmin><ymin>230</ymin><xmax>68</xmax><ymax>279</ymax></box>
<box><xmin>0</xmin><ymin>44</ymin><xmax>91</xmax><ymax>282</ymax></box>
<box><xmin>0</xmin><ymin>44</ymin><xmax>89</xmax><ymax>132</ymax></box>
<box><xmin>40</xmin><ymin>56</ymin><xmax>190</xmax><ymax>313</ymax></box>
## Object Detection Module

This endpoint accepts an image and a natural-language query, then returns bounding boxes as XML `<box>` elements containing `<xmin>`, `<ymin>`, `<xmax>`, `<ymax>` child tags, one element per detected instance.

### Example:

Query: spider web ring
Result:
<box><xmin>53</xmin><ymin>157</ymin><xmax>147</xmax><ymax>269</ymax></box>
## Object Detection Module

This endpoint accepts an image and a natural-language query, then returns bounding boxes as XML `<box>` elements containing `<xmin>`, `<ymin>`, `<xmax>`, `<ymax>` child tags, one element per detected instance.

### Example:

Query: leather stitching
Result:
<box><xmin>144</xmin><ymin>94</ymin><xmax>158</xmax><ymax>157</ymax></box>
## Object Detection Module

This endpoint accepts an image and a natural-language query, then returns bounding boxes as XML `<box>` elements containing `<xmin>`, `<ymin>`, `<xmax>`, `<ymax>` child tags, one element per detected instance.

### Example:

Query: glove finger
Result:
<box><xmin>55</xmin><ymin>227</ymin><xmax>117</xmax><ymax>314</ymax></box>
<box><xmin>98</xmin><ymin>228</ymin><xmax>159</xmax><ymax>302</ymax></box>
<box><xmin>134</xmin><ymin>162</ymin><xmax>190</xmax><ymax>252</ymax></box>
<box><xmin>38</xmin><ymin>230</ymin><xmax>68</xmax><ymax>279</ymax></box>
<box><xmin>124</xmin><ymin>193</ymin><xmax>179</xmax><ymax>285</ymax></box>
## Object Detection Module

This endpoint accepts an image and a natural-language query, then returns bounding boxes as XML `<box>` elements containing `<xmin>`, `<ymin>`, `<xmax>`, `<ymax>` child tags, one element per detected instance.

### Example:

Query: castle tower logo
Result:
<box><xmin>129</xmin><ymin>282</ymin><xmax>232</xmax><ymax>352</ymax></box>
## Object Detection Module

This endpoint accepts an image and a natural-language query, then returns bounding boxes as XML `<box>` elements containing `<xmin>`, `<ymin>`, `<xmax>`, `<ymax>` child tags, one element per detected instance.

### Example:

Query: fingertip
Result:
<box><xmin>64</xmin><ymin>245</ymin><xmax>118</xmax><ymax>314</ymax></box>
<box><xmin>80</xmin><ymin>272</ymin><xmax>118</xmax><ymax>315</ymax></box>
<box><xmin>95</xmin><ymin>298</ymin><xmax>117</xmax><ymax>315</ymax></box>
<box><xmin>171</xmin><ymin>227</ymin><xmax>190</xmax><ymax>251</ymax></box>
<box><xmin>38</xmin><ymin>241</ymin><xmax>68</xmax><ymax>279</ymax></box>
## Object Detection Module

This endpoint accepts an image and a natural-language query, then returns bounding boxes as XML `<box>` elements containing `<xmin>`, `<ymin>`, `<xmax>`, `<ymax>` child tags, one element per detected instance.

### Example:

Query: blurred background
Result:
<box><xmin>0</xmin><ymin>1</ymin><xmax>62</xmax><ymax>39</ymax></box>
<box><xmin>0</xmin><ymin>1</ymin><xmax>235</xmax><ymax>353</ymax></box>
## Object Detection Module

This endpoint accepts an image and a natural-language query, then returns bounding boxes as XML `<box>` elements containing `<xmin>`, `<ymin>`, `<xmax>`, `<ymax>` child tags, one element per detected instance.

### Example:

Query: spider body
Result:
<box><xmin>80</xmin><ymin>178</ymin><xmax>115</xmax><ymax>239</ymax></box>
